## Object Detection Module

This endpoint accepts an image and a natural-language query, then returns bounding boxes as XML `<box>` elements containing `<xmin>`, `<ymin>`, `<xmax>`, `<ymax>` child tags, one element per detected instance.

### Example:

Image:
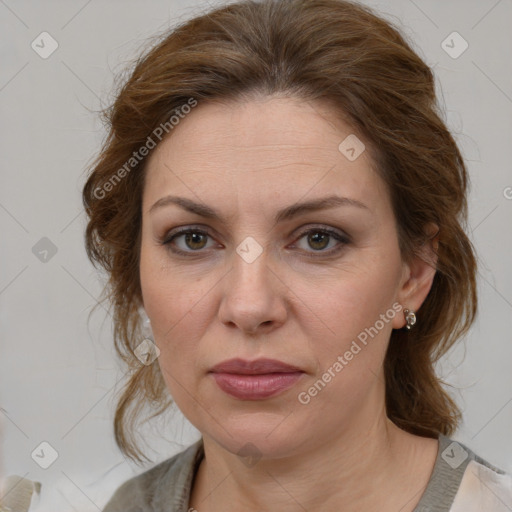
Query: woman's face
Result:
<box><xmin>140</xmin><ymin>95</ymin><xmax>412</xmax><ymax>457</ymax></box>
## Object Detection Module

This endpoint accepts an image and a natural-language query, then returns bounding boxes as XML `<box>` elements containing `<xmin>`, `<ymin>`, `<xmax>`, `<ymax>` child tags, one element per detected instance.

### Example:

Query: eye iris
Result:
<box><xmin>308</xmin><ymin>232</ymin><xmax>329</xmax><ymax>250</ymax></box>
<box><xmin>185</xmin><ymin>232</ymin><xmax>207</xmax><ymax>250</ymax></box>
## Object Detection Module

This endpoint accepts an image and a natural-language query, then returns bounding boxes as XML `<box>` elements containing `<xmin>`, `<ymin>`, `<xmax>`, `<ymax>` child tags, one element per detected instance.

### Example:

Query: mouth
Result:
<box><xmin>210</xmin><ymin>372</ymin><xmax>304</xmax><ymax>400</ymax></box>
<box><xmin>209</xmin><ymin>358</ymin><xmax>305</xmax><ymax>400</ymax></box>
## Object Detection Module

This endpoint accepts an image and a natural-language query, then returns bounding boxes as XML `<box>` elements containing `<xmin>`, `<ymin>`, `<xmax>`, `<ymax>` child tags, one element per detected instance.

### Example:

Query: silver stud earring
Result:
<box><xmin>403</xmin><ymin>309</ymin><xmax>416</xmax><ymax>330</ymax></box>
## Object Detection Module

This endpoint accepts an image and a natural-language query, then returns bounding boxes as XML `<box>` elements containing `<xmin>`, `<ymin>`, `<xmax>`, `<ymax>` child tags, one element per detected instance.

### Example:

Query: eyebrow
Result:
<box><xmin>149</xmin><ymin>194</ymin><xmax>370</xmax><ymax>223</ymax></box>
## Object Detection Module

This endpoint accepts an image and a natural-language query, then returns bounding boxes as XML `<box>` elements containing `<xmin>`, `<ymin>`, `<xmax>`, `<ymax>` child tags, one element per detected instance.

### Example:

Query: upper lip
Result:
<box><xmin>210</xmin><ymin>358</ymin><xmax>302</xmax><ymax>375</ymax></box>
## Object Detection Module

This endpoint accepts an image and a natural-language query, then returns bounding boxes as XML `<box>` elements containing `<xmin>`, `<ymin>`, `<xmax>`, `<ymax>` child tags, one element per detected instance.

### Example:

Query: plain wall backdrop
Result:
<box><xmin>1</xmin><ymin>0</ymin><xmax>511</xmax><ymax>510</ymax></box>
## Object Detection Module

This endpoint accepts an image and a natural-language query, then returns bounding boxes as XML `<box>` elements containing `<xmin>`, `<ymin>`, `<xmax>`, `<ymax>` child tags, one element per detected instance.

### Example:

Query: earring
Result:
<box><xmin>403</xmin><ymin>309</ymin><xmax>416</xmax><ymax>330</ymax></box>
<box><xmin>135</xmin><ymin>307</ymin><xmax>160</xmax><ymax>365</ymax></box>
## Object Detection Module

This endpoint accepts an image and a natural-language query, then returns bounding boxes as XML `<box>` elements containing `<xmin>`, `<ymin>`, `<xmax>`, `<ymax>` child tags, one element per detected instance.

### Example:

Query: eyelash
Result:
<box><xmin>161</xmin><ymin>225</ymin><xmax>351</xmax><ymax>259</ymax></box>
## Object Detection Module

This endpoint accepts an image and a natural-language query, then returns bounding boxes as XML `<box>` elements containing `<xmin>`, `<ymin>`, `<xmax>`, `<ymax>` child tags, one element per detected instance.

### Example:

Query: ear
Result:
<box><xmin>392</xmin><ymin>223</ymin><xmax>439</xmax><ymax>329</ymax></box>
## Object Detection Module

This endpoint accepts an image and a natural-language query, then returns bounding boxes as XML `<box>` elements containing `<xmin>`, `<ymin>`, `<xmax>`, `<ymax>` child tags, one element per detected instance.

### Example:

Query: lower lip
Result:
<box><xmin>211</xmin><ymin>372</ymin><xmax>304</xmax><ymax>400</ymax></box>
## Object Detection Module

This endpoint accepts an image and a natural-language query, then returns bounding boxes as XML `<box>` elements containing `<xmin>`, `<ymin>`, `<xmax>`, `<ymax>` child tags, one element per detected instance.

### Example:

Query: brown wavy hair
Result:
<box><xmin>83</xmin><ymin>0</ymin><xmax>477</xmax><ymax>463</ymax></box>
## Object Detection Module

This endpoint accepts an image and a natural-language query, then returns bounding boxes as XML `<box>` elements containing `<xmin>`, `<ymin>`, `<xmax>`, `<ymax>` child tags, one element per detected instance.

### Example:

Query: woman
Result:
<box><xmin>82</xmin><ymin>0</ymin><xmax>512</xmax><ymax>510</ymax></box>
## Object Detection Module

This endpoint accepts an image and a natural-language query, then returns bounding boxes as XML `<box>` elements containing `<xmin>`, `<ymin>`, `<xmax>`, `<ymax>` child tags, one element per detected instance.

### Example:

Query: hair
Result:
<box><xmin>83</xmin><ymin>0</ymin><xmax>477</xmax><ymax>463</ymax></box>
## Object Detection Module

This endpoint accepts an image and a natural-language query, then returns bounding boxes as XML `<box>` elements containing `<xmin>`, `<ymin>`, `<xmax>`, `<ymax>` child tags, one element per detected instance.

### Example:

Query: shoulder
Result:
<box><xmin>102</xmin><ymin>438</ymin><xmax>204</xmax><ymax>512</ymax></box>
<box><xmin>443</xmin><ymin>436</ymin><xmax>512</xmax><ymax>512</ymax></box>
<box><xmin>415</xmin><ymin>434</ymin><xmax>511</xmax><ymax>511</ymax></box>
<box><xmin>452</xmin><ymin>456</ymin><xmax>512</xmax><ymax>511</ymax></box>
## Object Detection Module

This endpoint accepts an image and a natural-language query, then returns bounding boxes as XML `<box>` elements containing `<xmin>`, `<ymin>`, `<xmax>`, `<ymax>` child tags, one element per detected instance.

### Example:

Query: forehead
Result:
<box><xmin>149</xmin><ymin>95</ymin><xmax>360</xmax><ymax>163</ymax></box>
<box><xmin>143</xmin><ymin>96</ymin><xmax>388</xmax><ymax>215</ymax></box>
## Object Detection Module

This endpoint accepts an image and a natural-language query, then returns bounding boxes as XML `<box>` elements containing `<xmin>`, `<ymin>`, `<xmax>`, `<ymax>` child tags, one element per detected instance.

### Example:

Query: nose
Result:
<box><xmin>217</xmin><ymin>245</ymin><xmax>287</xmax><ymax>336</ymax></box>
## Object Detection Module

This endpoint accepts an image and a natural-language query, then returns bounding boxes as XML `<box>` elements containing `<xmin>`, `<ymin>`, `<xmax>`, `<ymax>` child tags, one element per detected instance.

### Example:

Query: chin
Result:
<box><xmin>201</xmin><ymin>416</ymin><xmax>305</xmax><ymax>461</ymax></box>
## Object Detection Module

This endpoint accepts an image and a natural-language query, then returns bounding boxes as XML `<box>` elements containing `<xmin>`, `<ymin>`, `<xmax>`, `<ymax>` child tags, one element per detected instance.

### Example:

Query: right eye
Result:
<box><xmin>162</xmin><ymin>227</ymin><xmax>218</xmax><ymax>255</ymax></box>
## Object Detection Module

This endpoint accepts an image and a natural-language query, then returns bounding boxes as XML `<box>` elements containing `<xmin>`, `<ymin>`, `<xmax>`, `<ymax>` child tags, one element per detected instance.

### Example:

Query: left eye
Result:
<box><xmin>293</xmin><ymin>228</ymin><xmax>349</xmax><ymax>254</ymax></box>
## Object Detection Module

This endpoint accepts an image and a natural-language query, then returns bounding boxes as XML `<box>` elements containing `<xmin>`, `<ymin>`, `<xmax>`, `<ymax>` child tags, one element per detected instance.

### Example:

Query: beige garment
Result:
<box><xmin>0</xmin><ymin>475</ymin><xmax>41</xmax><ymax>512</ymax></box>
<box><xmin>450</xmin><ymin>459</ymin><xmax>512</xmax><ymax>511</ymax></box>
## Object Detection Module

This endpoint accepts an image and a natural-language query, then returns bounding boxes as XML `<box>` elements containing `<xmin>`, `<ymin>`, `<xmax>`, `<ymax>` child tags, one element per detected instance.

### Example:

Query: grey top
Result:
<box><xmin>103</xmin><ymin>434</ymin><xmax>505</xmax><ymax>512</ymax></box>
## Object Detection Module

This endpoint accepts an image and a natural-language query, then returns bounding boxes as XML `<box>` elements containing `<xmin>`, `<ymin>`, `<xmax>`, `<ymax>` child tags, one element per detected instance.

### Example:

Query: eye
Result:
<box><xmin>162</xmin><ymin>227</ymin><xmax>217</xmax><ymax>255</ymax></box>
<box><xmin>292</xmin><ymin>227</ymin><xmax>350</xmax><ymax>257</ymax></box>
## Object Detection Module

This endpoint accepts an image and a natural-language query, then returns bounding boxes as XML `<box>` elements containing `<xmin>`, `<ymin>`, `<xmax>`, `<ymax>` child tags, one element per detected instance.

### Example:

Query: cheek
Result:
<box><xmin>140</xmin><ymin>232</ymin><xmax>197</xmax><ymax>331</ymax></box>
<box><xmin>308</xmin><ymin>248</ymin><xmax>403</xmax><ymax>371</ymax></box>
<box><xmin>295</xmin><ymin>284</ymin><xmax>398</xmax><ymax>413</ymax></box>
<box><xmin>139</xmin><ymin>241</ymin><xmax>210</xmax><ymax>393</ymax></box>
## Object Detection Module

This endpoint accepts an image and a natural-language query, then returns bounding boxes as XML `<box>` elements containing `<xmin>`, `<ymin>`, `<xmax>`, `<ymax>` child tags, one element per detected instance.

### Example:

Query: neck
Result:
<box><xmin>189</xmin><ymin>413</ymin><xmax>438</xmax><ymax>512</ymax></box>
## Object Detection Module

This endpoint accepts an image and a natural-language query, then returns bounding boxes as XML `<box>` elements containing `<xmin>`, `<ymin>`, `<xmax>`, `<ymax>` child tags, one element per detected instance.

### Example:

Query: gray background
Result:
<box><xmin>1</xmin><ymin>0</ymin><xmax>511</xmax><ymax>510</ymax></box>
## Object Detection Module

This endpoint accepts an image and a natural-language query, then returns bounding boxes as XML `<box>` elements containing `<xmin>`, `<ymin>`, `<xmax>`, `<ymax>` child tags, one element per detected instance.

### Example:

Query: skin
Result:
<box><xmin>139</xmin><ymin>94</ymin><xmax>439</xmax><ymax>512</ymax></box>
